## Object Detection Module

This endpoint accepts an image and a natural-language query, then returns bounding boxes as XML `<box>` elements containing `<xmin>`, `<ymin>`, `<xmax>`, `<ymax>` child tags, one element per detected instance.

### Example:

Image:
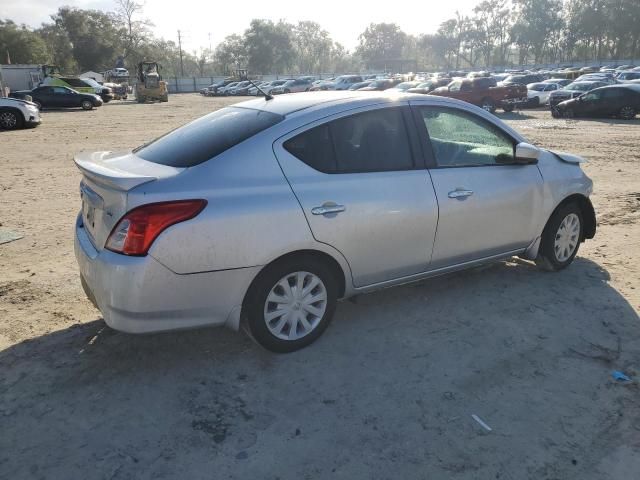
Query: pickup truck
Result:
<box><xmin>429</xmin><ymin>77</ymin><xmax>528</xmax><ymax>113</ymax></box>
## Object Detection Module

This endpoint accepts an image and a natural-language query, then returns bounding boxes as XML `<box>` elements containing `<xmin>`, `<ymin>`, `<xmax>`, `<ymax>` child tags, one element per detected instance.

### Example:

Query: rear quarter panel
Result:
<box><xmin>128</xmin><ymin>132</ymin><xmax>346</xmax><ymax>276</ymax></box>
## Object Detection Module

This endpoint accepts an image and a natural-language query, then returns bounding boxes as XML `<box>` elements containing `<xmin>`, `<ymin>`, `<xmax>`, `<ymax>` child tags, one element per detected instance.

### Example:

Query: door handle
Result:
<box><xmin>448</xmin><ymin>189</ymin><xmax>474</xmax><ymax>199</ymax></box>
<box><xmin>311</xmin><ymin>203</ymin><xmax>346</xmax><ymax>215</ymax></box>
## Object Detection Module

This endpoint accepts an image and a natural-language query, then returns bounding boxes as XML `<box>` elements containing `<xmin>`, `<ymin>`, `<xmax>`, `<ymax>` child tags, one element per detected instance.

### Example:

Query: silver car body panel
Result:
<box><xmin>272</xmin><ymin>102</ymin><xmax>439</xmax><ymax>286</ymax></box>
<box><xmin>74</xmin><ymin>92</ymin><xmax>594</xmax><ymax>333</ymax></box>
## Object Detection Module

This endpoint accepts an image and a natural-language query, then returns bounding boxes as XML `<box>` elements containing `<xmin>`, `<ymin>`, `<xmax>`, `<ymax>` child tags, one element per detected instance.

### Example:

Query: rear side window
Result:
<box><xmin>135</xmin><ymin>107</ymin><xmax>283</xmax><ymax>167</ymax></box>
<box><xmin>284</xmin><ymin>107</ymin><xmax>413</xmax><ymax>173</ymax></box>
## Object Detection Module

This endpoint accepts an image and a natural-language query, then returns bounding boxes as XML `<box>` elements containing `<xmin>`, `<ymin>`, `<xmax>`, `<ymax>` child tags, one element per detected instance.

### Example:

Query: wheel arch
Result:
<box><xmin>551</xmin><ymin>194</ymin><xmax>596</xmax><ymax>240</ymax></box>
<box><xmin>236</xmin><ymin>249</ymin><xmax>348</xmax><ymax>333</ymax></box>
<box><xmin>0</xmin><ymin>106</ymin><xmax>26</xmax><ymax>123</ymax></box>
<box><xmin>245</xmin><ymin>249</ymin><xmax>347</xmax><ymax>303</ymax></box>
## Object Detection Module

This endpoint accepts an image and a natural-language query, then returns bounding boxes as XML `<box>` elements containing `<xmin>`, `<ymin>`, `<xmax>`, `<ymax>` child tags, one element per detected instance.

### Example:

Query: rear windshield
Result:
<box><xmin>134</xmin><ymin>107</ymin><xmax>284</xmax><ymax>167</ymax></box>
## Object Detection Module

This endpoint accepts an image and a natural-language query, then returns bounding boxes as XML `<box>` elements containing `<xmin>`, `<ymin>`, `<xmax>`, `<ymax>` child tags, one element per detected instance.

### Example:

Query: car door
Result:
<box><xmin>33</xmin><ymin>87</ymin><xmax>54</xmax><ymax>107</ymax></box>
<box><xmin>50</xmin><ymin>87</ymin><xmax>73</xmax><ymax>107</ymax></box>
<box><xmin>576</xmin><ymin>90</ymin><xmax>604</xmax><ymax>116</ymax></box>
<box><xmin>273</xmin><ymin>105</ymin><xmax>439</xmax><ymax>287</ymax></box>
<box><xmin>601</xmin><ymin>88</ymin><xmax>627</xmax><ymax>115</ymax></box>
<box><xmin>411</xmin><ymin>103</ymin><xmax>544</xmax><ymax>268</ymax></box>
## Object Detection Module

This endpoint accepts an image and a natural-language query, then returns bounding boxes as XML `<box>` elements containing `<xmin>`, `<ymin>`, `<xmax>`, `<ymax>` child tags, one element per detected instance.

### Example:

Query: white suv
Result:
<box><xmin>0</xmin><ymin>97</ymin><xmax>42</xmax><ymax>130</ymax></box>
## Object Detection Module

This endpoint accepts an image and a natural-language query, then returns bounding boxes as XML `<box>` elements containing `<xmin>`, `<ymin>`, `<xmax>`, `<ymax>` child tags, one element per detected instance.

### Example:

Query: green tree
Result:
<box><xmin>292</xmin><ymin>21</ymin><xmax>333</xmax><ymax>73</ymax></box>
<box><xmin>50</xmin><ymin>7</ymin><xmax>125</xmax><ymax>71</ymax></box>
<box><xmin>356</xmin><ymin>23</ymin><xmax>407</xmax><ymax>69</ymax></box>
<box><xmin>512</xmin><ymin>0</ymin><xmax>564</xmax><ymax>64</ymax></box>
<box><xmin>213</xmin><ymin>34</ymin><xmax>248</xmax><ymax>74</ymax></box>
<box><xmin>244</xmin><ymin>19</ymin><xmax>294</xmax><ymax>74</ymax></box>
<box><xmin>0</xmin><ymin>20</ymin><xmax>48</xmax><ymax>64</ymax></box>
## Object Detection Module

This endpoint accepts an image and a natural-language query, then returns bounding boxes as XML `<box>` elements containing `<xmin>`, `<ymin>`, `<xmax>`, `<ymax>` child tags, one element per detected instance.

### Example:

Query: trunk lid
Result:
<box><xmin>74</xmin><ymin>150</ymin><xmax>184</xmax><ymax>250</ymax></box>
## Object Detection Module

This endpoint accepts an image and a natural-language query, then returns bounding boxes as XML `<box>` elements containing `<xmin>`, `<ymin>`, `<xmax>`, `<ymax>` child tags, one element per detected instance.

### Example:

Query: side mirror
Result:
<box><xmin>515</xmin><ymin>142</ymin><xmax>540</xmax><ymax>164</ymax></box>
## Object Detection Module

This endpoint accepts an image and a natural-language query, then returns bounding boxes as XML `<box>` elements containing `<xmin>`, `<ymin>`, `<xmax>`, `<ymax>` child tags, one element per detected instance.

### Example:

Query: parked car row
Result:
<box><xmin>194</xmin><ymin>65</ymin><xmax>640</xmax><ymax>121</ymax></box>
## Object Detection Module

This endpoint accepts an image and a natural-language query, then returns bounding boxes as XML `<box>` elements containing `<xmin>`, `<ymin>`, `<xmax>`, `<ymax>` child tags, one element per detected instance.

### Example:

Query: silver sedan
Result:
<box><xmin>74</xmin><ymin>92</ymin><xmax>596</xmax><ymax>352</ymax></box>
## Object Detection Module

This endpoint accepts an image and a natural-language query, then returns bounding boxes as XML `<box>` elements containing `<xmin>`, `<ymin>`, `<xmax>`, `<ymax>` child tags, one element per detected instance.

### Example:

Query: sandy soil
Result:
<box><xmin>1</xmin><ymin>95</ymin><xmax>639</xmax><ymax>479</ymax></box>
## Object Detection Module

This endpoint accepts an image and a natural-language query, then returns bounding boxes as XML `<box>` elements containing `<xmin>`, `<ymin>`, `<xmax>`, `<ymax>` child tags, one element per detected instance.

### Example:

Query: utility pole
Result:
<box><xmin>177</xmin><ymin>30</ymin><xmax>185</xmax><ymax>77</ymax></box>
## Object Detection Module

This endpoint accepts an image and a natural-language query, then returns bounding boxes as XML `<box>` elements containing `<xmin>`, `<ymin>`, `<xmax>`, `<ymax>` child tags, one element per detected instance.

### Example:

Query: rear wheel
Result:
<box><xmin>480</xmin><ymin>97</ymin><xmax>496</xmax><ymax>113</ymax></box>
<box><xmin>244</xmin><ymin>257</ymin><xmax>338</xmax><ymax>353</ymax></box>
<box><xmin>530</xmin><ymin>96</ymin><xmax>540</xmax><ymax>107</ymax></box>
<box><xmin>160</xmin><ymin>94</ymin><xmax>168</xmax><ymax>102</ymax></box>
<box><xmin>81</xmin><ymin>100</ymin><xmax>93</xmax><ymax>110</ymax></box>
<box><xmin>536</xmin><ymin>203</ymin><xmax>583</xmax><ymax>271</ymax></box>
<box><xmin>551</xmin><ymin>106</ymin><xmax>561</xmax><ymax>118</ymax></box>
<box><xmin>619</xmin><ymin>106</ymin><xmax>636</xmax><ymax>120</ymax></box>
<box><xmin>503</xmin><ymin>104</ymin><xmax>514</xmax><ymax>112</ymax></box>
<box><xmin>0</xmin><ymin>109</ymin><xmax>23</xmax><ymax>130</ymax></box>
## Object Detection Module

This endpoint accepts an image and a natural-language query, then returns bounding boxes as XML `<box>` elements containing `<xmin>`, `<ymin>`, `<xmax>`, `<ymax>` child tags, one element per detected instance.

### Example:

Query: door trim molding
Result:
<box><xmin>353</xmin><ymin>248</ymin><xmax>525</xmax><ymax>294</ymax></box>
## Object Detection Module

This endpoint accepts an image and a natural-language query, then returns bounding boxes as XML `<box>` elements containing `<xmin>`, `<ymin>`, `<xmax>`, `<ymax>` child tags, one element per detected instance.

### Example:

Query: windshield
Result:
<box><xmin>83</xmin><ymin>78</ymin><xmax>101</xmax><ymax>88</ymax></box>
<box><xmin>566</xmin><ymin>83</ymin><xmax>593</xmax><ymax>91</ymax></box>
<box><xmin>528</xmin><ymin>83</ymin><xmax>546</xmax><ymax>91</ymax></box>
<box><xmin>134</xmin><ymin>107</ymin><xmax>284</xmax><ymax>167</ymax></box>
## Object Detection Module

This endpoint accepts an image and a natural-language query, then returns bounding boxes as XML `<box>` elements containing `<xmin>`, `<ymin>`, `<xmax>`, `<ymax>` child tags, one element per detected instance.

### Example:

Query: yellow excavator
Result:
<box><xmin>135</xmin><ymin>61</ymin><xmax>168</xmax><ymax>103</ymax></box>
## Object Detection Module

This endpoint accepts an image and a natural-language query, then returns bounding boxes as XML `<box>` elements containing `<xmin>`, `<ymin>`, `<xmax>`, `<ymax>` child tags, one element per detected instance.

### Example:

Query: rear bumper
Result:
<box><xmin>501</xmin><ymin>97</ymin><xmax>528</xmax><ymax>105</ymax></box>
<box><xmin>74</xmin><ymin>214</ymin><xmax>260</xmax><ymax>333</ymax></box>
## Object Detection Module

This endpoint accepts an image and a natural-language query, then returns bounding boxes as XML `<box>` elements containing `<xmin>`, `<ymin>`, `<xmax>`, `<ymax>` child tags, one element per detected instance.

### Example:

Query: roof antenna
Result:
<box><xmin>246</xmin><ymin>78</ymin><xmax>273</xmax><ymax>101</ymax></box>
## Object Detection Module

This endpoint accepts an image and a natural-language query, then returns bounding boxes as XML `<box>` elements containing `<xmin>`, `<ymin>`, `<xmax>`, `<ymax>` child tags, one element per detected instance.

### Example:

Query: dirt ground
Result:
<box><xmin>1</xmin><ymin>94</ymin><xmax>639</xmax><ymax>480</ymax></box>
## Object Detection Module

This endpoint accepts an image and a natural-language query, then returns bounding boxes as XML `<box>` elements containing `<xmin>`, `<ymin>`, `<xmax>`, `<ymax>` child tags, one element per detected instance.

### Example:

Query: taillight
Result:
<box><xmin>106</xmin><ymin>200</ymin><xmax>207</xmax><ymax>256</ymax></box>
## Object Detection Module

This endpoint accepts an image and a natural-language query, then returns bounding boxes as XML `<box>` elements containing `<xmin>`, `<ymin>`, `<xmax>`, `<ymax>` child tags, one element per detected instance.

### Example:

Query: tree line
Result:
<box><xmin>1</xmin><ymin>0</ymin><xmax>639</xmax><ymax>77</ymax></box>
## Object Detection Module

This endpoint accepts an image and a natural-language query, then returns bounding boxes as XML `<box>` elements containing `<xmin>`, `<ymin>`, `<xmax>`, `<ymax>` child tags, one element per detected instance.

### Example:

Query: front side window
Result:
<box><xmin>284</xmin><ymin>107</ymin><xmax>414</xmax><ymax>174</ymax></box>
<box><xmin>582</xmin><ymin>91</ymin><xmax>603</xmax><ymax>101</ymax></box>
<box><xmin>52</xmin><ymin>87</ymin><xmax>70</xmax><ymax>94</ymax></box>
<box><xmin>419</xmin><ymin>107</ymin><xmax>515</xmax><ymax>167</ymax></box>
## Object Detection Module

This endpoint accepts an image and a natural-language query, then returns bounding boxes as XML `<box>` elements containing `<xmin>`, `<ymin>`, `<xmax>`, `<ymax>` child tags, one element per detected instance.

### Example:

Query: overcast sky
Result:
<box><xmin>1</xmin><ymin>0</ymin><xmax>480</xmax><ymax>52</ymax></box>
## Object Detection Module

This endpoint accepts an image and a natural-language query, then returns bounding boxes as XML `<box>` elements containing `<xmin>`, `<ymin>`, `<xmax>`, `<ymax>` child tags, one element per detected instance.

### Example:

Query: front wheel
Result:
<box><xmin>244</xmin><ymin>257</ymin><xmax>338</xmax><ymax>353</ymax></box>
<box><xmin>0</xmin><ymin>109</ymin><xmax>23</xmax><ymax>130</ymax></box>
<box><xmin>503</xmin><ymin>104</ymin><xmax>514</xmax><ymax>112</ymax></box>
<box><xmin>81</xmin><ymin>100</ymin><xmax>94</xmax><ymax>110</ymax></box>
<box><xmin>480</xmin><ymin>97</ymin><xmax>496</xmax><ymax>113</ymax></box>
<box><xmin>551</xmin><ymin>106</ymin><xmax>561</xmax><ymax>118</ymax></box>
<box><xmin>619</xmin><ymin>106</ymin><xmax>636</xmax><ymax>120</ymax></box>
<box><xmin>536</xmin><ymin>203</ymin><xmax>583</xmax><ymax>271</ymax></box>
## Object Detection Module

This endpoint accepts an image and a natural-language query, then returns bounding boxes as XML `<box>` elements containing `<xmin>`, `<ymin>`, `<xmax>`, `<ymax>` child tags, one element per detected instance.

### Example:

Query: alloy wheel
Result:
<box><xmin>554</xmin><ymin>213</ymin><xmax>580</xmax><ymax>262</ymax></box>
<box><xmin>620</xmin><ymin>106</ymin><xmax>635</xmax><ymax>120</ymax></box>
<box><xmin>0</xmin><ymin>111</ymin><xmax>18</xmax><ymax>129</ymax></box>
<box><xmin>263</xmin><ymin>271</ymin><xmax>328</xmax><ymax>341</ymax></box>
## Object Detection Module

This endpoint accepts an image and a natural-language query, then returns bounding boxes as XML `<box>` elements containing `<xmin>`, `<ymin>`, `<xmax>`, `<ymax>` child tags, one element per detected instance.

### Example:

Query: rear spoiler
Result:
<box><xmin>74</xmin><ymin>150</ymin><xmax>183</xmax><ymax>191</ymax></box>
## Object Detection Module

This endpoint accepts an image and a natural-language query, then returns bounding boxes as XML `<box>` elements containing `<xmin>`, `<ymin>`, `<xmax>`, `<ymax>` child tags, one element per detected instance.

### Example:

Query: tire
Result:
<box><xmin>160</xmin><ymin>94</ymin><xmax>168</xmax><ymax>102</ymax></box>
<box><xmin>530</xmin><ymin>97</ymin><xmax>540</xmax><ymax>107</ymax></box>
<box><xmin>0</xmin><ymin>109</ymin><xmax>23</xmax><ymax>130</ymax></box>
<box><xmin>137</xmin><ymin>96</ymin><xmax>146</xmax><ymax>103</ymax></box>
<box><xmin>536</xmin><ymin>203</ymin><xmax>583</xmax><ymax>272</ymax></box>
<box><xmin>563</xmin><ymin>108</ymin><xmax>574</xmax><ymax>119</ymax></box>
<box><xmin>551</xmin><ymin>106</ymin><xmax>561</xmax><ymax>118</ymax></box>
<box><xmin>619</xmin><ymin>106</ymin><xmax>636</xmax><ymax>120</ymax></box>
<box><xmin>81</xmin><ymin>100</ymin><xmax>93</xmax><ymax>110</ymax></box>
<box><xmin>480</xmin><ymin>97</ymin><xmax>496</xmax><ymax>113</ymax></box>
<box><xmin>284</xmin><ymin>89</ymin><xmax>290</xmax><ymax>94</ymax></box>
<box><xmin>243</xmin><ymin>256</ymin><xmax>339</xmax><ymax>353</ymax></box>
<box><xmin>503</xmin><ymin>104</ymin><xmax>514</xmax><ymax>112</ymax></box>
